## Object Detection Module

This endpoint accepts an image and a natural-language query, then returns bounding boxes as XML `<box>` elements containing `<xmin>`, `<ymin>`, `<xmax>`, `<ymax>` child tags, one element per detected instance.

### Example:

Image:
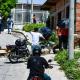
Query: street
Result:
<box><xmin>0</xmin><ymin>57</ymin><xmax>28</xmax><ymax>80</ymax></box>
<box><xmin>0</xmin><ymin>31</ymin><xmax>68</xmax><ymax>80</ymax></box>
<box><xmin>0</xmin><ymin>54</ymin><xmax>68</xmax><ymax>80</ymax></box>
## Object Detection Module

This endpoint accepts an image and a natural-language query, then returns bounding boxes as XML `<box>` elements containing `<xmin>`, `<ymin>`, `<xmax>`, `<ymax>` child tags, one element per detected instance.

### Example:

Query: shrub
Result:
<box><xmin>54</xmin><ymin>50</ymin><xmax>68</xmax><ymax>65</ymax></box>
<box><xmin>54</xmin><ymin>50</ymin><xmax>80</xmax><ymax>80</ymax></box>
<box><xmin>49</xmin><ymin>32</ymin><xmax>59</xmax><ymax>44</ymax></box>
<box><xmin>74</xmin><ymin>52</ymin><xmax>80</xmax><ymax>59</ymax></box>
<box><xmin>23</xmin><ymin>23</ymin><xmax>46</xmax><ymax>32</ymax></box>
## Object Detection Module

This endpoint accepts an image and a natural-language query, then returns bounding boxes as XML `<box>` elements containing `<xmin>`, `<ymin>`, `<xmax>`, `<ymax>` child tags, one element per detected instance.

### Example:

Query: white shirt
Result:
<box><xmin>31</xmin><ymin>32</ymin><xmax>43</xmax><ymax>45</ymax></box>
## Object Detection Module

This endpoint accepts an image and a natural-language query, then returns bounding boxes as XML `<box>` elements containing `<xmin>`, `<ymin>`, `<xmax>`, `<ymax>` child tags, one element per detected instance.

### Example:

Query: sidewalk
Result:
<box><xmin>42</xmin><ymin>54</ymin><xmax>68</xmax><ymax>80</ymax></box>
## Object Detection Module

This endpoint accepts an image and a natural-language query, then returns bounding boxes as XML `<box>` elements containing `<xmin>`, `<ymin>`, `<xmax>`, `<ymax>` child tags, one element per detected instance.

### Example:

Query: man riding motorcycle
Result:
<box><xmin>27</xmin><ymin>46</ymin><xmax>52</xmax><ymax>80</ymax></box>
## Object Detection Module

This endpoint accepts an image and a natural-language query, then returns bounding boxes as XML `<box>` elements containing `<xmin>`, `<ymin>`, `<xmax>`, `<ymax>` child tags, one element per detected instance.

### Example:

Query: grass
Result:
<box><xmin>54</xmin><ymin>50</ymin><xmax>80</xmax><ymax>80</ymax></box>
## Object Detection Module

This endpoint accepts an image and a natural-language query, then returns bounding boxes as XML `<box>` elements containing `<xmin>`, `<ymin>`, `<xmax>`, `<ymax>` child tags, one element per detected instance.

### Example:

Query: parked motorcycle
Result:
<box><xmin>6</xmin><ymin>31</ymin><xmax>31</xmax><ymax>63</ymax></box>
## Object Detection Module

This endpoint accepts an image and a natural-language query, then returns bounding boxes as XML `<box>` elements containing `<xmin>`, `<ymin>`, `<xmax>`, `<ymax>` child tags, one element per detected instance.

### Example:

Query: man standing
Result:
<box><xmin>56</xmin><ymin>19</ymin><xmax>68</xmax><ymax>50</ymax></box>
<box><xmin>33</xmin><ymin>14</ymin><xmax>36</xmax><ymax>23</ymax></box>
<box><xmin>30</xmin><ymin>28</ymin><xmax>45</xmax><ymax>52</ymax></box>
<box><xmin>7</xmin><ymin>15</ymin><xmax>14</xmax><ymax>34</ymax></box>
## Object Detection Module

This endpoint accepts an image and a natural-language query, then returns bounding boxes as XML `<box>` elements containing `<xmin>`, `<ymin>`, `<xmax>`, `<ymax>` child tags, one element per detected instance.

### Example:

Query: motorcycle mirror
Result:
<box><xmin>48</xmin><ymin>59</ymin><xmax>52</xmax><ymax>63</ymax></box>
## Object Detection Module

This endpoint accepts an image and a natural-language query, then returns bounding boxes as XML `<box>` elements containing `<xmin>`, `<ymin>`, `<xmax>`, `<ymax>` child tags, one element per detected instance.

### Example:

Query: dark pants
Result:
<box><xmin>0</xmin><ymin>24</ymin><xmax>2</xmax><ymax>33</ymax></box>
<box><xmin>59</xmin><ymin>35</ymin><xmax>68</xmax><ymax>50</ymax></box>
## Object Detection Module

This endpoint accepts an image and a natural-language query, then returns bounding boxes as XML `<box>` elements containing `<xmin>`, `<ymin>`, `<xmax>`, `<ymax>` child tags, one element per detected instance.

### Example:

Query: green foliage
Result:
<box><xmin>23</xmin><ymin>23</ymin><xmax>46</xmax><ymax>32</ymax></box>
<box><xmin>54</xmin><ymin>50</ymin><xmax>68</xmax><ymax>65</ymax></box>
<box><xmin>0</xmin><ymin>0</ymin><xmax>16</xmax><ymax>18</ymax></box>
<box><xmin>74</xmin><ymin>52</ymin><xmax>80</xmax><ymax>59</ymax></box>
<box><xmin>54</xmin><ymin>50</ymin><xmax>80</xmax><ymax>80</ymax></box>
<box><xmin>49</xmin><ymin>32</ymin><xmax>59</xmax><ymax>44</ymax></box>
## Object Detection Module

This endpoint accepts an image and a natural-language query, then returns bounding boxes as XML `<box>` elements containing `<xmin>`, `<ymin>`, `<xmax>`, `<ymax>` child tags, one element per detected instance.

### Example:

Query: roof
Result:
<box><xmin>16</xmin><ymin>3</ymin><xmax>42</xmax><ymax>7</ymax></box>
<box><xmin>41</xmin><ymin>0</ymin><xmax>58</xmax><ymax>10</ymax></box>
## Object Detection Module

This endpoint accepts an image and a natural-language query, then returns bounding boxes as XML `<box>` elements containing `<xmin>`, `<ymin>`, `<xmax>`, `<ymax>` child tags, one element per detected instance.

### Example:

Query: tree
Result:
<box><xmin>0</xmin><ymin>0</ymin><xmax>16</xmax><ymax>29</ymax></box>
<box><xmin>0</xmin><ymin>0</ymin><xmax>16</xmax><ymax>18</ymax></box>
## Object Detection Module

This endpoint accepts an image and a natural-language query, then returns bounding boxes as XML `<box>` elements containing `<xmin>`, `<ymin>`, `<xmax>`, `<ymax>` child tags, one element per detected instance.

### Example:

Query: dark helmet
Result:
<box><xmin>33</xmin><ymin>46</ymin><xmax>41</xmax><ymax>56</ymax></box>
<box><xmin>15</xmin><ymin>39</ymin><xmax>22</xmax><ymax>46</ymax></box>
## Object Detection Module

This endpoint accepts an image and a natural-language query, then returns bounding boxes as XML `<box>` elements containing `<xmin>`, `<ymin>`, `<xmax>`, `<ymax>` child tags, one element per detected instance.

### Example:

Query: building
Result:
<box><xmin>11</xmin><ymin>2</ymin><xmax>49</xmax><ymax>25</ymax></box>
<box><xmin>41</xmin><ymin>0</ymin><xmax>80</xmax><ymax>33</ymax></box>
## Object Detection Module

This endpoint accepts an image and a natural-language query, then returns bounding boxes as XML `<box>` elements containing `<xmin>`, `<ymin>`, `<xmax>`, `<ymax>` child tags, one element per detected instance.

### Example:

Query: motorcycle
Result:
<box><xmin>28</xmin><ymin>59</ymin><xmax>53</xmax><ymax>80</ymax></box>
<box><xmin>6</xmin><ymin>31</ymin><xmax>31</xmax><ymax>63</ymax></box>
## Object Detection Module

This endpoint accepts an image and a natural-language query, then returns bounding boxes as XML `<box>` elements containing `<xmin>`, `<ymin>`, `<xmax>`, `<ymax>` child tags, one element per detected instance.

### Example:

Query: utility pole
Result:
<box><xmin>30</xmin><ymin>0</ymin><xmax>33</xmax><ymax>23</ymax></box>
<box><xmin>22</xmin><ymin>3</ymin><xmax>24</xmax><ymax>25</ymax></box>
<box><xmin>68</xmin><ymin>0</ymin><xmax>75</xmax><ymax>60</ymax></box>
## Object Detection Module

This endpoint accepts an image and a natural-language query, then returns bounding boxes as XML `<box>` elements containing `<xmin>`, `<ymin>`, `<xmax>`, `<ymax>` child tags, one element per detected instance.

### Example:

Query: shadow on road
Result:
<box><xmin>4</xmin><ymin>61</ymin><xmax>25</xmax><ymax>64</ymax></box>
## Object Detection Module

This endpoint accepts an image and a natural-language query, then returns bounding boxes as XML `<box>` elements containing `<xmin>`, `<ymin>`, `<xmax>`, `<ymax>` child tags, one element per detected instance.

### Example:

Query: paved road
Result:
<box><xmin>0</xmin><ymin>57</ymin><xmax>28</xmax><ymax>80</ymax></box>
<box><xmin>0</xmin><ymin>31</ymin><xmax>68</xmax><ymax>80</ymax></box>
<box><xmin>0</xmin><ymin>54</ymin><xmax>68</xmax><ymax>80</ymax></box>
<box><xmin>0</xmin><ymin>32</ymin><xmax>17</xmax><ymax>49</ymax></box>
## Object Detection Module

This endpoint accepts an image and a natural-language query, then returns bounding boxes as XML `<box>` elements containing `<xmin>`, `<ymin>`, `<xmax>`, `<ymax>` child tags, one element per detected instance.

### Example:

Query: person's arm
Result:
<box><xmin>42</xmin><ymin>57</ymin><xmax>49</xmax><ymax>68</ymax></box>
<box><xmin>56</xmin><ymin>26</ymin><xmax>59</xmax><ymax>35</ymax></box>
<box><xmin>39</xmin><ymin>33</ymin><xmax>45</xmax><ymax>40</ymax></box>
<box><xmin>42</xmin><ymin>57</ymin><xmax>53</xmax><ymax>69</ymax></box>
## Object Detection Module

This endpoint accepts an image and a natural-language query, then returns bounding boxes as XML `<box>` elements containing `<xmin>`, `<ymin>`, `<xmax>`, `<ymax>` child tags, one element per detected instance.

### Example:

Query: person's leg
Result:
<box><xmin>53</xmin><ymin>44</ymin><xmax>59</xmax><ymax>54</ymax></box>
<box><xmin>58</xmin><ymin>36</ymin><xmax>63</xmax><ymax>50</ymax></box>
<box><xmin>31</xmin><ymin>45</ymin><xmax>39</xmax><ymax>55</ymax></box>
<box><xmin>63</xmin><ymin>36</ymin><xmax>68</xmax><ymax>49</ymax></box>
<box><xmin>44</xmin><ymin>73</ymin><xmax>51</xmax><ymax>80</ymax></box>
<box><xmin>7</xmin><ymin>25</ymin><xmax>10</xmax><ymax>34</ymax></box>
<box><xmin>9</xmin><ymin>28</ymin><xmax>12</xmax><ymax>33</ymax></box>
<box><xmin>0</xmin><ymin>24</ymin><xmax>1</xmax><ymax>33</ymax></box>
<box><xmin>8</xmin><ymin>28</ymin><xmax>10</xmax><ymax>34</ymax></box>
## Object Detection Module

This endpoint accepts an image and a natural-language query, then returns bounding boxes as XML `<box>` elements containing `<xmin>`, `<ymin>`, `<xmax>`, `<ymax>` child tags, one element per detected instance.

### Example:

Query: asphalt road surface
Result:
<box><xmin>0</xmin><ymin>31</ymin><xmax>68</xmax><ymax>80</ymax></box>
<box><xmin>0</xmin><ymin>54</ymin><xmax>68</xmax><ymax>80</ymax></box>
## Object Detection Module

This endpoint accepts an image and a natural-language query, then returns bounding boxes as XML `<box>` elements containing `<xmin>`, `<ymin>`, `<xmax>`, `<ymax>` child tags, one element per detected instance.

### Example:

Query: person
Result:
<box><xmin>39</xmin><ymin>27</ymin><xmax>52</xmax><ymax>40</ymax></box>
<box><xmin>27</xmin><ymin>46</ymin><xmax>52</xmax><ymax>80</ymax></box>
<box><xmin>33</xmin><ymin>14</ymin><xmax>36</xmax><ymax>23</ymax></box>
<box><xmin>56</xmin><ymin>26</ymin><xmax>63</xmax><ymax>50</ymax></box>
<box><xmin>56</xmin><ymin>19</ymin><xmax>68</xmax><ymax>50</ymax></box>
<box><xmin>0</xmin><ymin>13</ymin><xmax>2</xmax><ymax>34</ymax></box>
<box><xmin>7</xmin><ymin>15</ymin><xmax>14</xmax><ymax>34</ymax></box>
<box><xmin>30</xmin><ymin>28</ymin><xmax>45</xmax><ymax>52</ymax></box>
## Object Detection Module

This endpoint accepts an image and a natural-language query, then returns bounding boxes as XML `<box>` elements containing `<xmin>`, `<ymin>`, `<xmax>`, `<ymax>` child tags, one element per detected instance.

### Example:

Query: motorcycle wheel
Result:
<box><xmin>24</xmin><ymin>49</ymin><xmax>30</xmax><ymax>62</ymax></box>
<box><xmin>8</xmin><ymin>51</ymin><xmax>18</xmax><ymax>63</ymax></box>
<box><xmin>26</xmin><ymin>49</ymin><xmax>30</xmax><ymax>57</ymax></box>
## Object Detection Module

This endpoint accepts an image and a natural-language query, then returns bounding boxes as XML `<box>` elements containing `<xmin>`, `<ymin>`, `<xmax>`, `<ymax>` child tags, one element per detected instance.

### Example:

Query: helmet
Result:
<box><xmin>15</xmin><ymin>39</ymin><xmax>22</xmax><ymax>46</ymax></box>
<box><xmin>33</xmin><ymin>45</ymin><xmax>41</xmax><ymax>56</ymax></box>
